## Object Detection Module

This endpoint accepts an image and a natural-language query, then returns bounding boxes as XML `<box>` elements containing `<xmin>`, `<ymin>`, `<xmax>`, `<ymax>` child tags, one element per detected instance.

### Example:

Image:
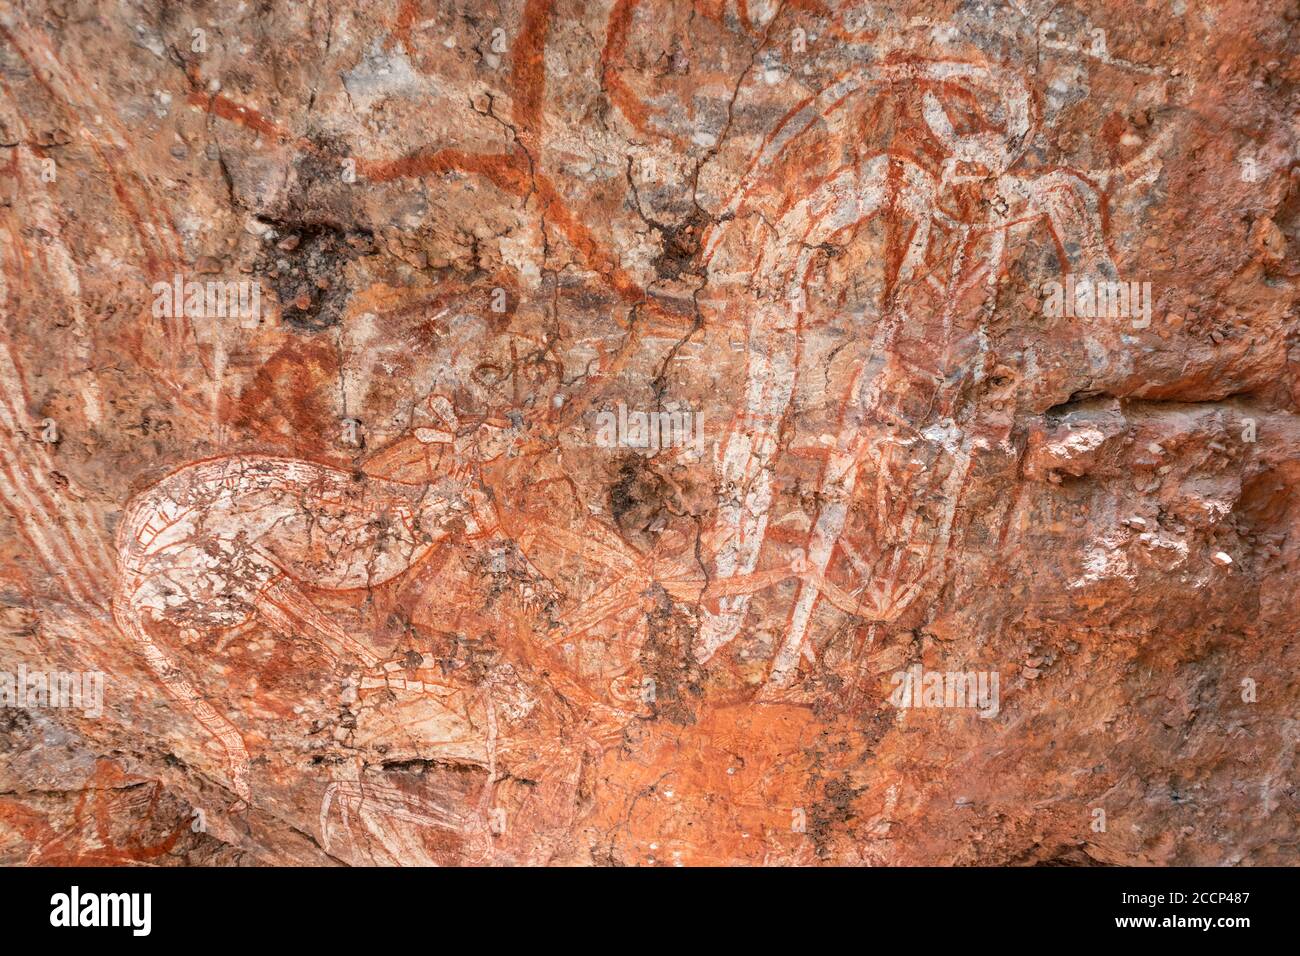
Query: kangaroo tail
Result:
<box><xmin>111</xmin><ymin>591</ymin><xmax>252</xmax><ymax>803</ymax></box>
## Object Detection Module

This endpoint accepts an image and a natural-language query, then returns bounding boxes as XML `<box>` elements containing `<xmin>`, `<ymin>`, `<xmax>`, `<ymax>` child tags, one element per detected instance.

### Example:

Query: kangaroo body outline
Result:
<box><xmin>112</xmin><ymin>447</ymin><xmax>492</xmax><ymax>803</ymax></box>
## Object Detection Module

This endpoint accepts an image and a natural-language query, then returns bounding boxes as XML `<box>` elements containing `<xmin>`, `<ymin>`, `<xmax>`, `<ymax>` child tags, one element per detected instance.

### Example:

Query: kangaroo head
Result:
<box><xmin>412</xmin><ymin>392</ymin><xmax>517</xmax><ymax>463</ymax></box>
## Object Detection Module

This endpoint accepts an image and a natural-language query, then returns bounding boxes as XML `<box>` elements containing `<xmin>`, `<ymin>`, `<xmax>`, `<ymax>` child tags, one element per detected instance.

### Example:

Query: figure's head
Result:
<box><xmin>921</xmin><ymin>69</ymin><xmax>1033</xmax><ymax>176</ymax></box>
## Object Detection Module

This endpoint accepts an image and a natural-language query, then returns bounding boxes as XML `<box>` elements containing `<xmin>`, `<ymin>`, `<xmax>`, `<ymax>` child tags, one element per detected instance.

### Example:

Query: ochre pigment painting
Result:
<box><xmin>0</xmin><ymin>0</ymin><xmax>1297</xmax><ymax>867</ymax></box>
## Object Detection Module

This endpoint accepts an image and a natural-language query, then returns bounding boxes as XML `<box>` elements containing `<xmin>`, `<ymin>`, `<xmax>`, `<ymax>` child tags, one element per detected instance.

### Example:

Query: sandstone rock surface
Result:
<box><xmin>0</xmin><ymin>0</ymin><xmax>1297</xmax><ymax>865</ymax></box>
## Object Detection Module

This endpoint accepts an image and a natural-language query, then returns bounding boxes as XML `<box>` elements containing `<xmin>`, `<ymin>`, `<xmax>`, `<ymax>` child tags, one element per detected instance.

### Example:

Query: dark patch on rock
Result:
<box><xmin>608</xmin><ymin>456</ymin><xmax>673</xmax><ymax>551</ymax></box>
<box><xmin>253</xmin><ymin>220</ymin><xmax>374</xmax><ymax>332</ymax></box>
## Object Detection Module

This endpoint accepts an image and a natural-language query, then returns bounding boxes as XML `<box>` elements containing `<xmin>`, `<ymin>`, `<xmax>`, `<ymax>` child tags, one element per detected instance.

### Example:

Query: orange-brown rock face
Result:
<box><xmin>0</xmin><ymin>0</ymin><xmax>1296</xmax><ymax>866</ymax></box>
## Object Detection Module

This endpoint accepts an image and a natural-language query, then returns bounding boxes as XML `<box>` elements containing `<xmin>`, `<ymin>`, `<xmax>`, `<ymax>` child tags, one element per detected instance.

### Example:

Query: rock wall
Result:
<box><xmin>0</xmin><ymin>0</ymin><xmax>1296</xmax><ymax>865</ymax></box>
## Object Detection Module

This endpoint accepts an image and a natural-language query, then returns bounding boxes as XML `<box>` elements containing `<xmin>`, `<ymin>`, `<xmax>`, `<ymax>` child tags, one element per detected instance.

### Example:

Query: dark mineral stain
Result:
<box><xmin>652</xmin><ymin>208</ymin><xmax>708</xmax><ymax>282</ymax></box>
<box><xmin>638</xmin><ymin>583</ymin><xmax>703</xmax><ymax>727</ymax></box>
<box><xmin>807</xmin><ymin>773</ymin><xmax>867</xmax><ymax>858</ymax></box>
<box><xmin>608</xmin><ymin>456</ymin><xmax>673</xmax><ymax>551</ymax></box>
<box><xmin>253</xmin><ymin>220</ymin><xmax>374</xmax><ymax>332</ymax></box>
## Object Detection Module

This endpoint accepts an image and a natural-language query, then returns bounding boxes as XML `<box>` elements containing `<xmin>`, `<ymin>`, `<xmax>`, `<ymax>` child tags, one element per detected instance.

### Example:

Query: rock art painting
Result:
<box><xmin>0</xmin><ymin>0</ymin><xmax>1297</xmax><ymax>867</ymax></box>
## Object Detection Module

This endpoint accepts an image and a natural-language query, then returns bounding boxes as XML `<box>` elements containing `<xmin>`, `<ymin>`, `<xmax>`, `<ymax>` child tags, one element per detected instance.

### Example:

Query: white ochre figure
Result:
<box><xmin>699</xmin><ymin>58</ymin><xmax>1157</xmax><ymax>686</ymax></box>
<box><xmin>112</xmin><ymin>393</ymin><xmax>522</xmax><ymax>804</ymax></box>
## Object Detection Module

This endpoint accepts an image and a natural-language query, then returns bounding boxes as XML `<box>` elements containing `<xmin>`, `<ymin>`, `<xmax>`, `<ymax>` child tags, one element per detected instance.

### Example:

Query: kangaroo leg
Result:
<box><xmin>253</xmin><ymin>570</ymin><xmax>381</xmax><ymax>669</ymax></box>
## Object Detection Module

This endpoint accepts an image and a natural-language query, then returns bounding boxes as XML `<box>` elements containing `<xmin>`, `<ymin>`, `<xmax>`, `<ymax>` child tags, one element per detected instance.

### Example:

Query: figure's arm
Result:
<box><xmin>755</xmin><ymin>154</ymin><xmax>937</xmax><ymax>300</ymax></box>
<box><xmin>1030</xmin><ymin>170</ymin><xmax>1118</xmax><ymax>280</ymax></box>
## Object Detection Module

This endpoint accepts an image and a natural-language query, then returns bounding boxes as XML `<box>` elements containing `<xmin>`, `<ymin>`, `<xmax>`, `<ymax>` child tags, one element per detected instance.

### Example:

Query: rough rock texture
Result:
<box><xmin>0</xmin><ymin>0</ymin><xmax>1297</xmax><ymax>865</ymax></box>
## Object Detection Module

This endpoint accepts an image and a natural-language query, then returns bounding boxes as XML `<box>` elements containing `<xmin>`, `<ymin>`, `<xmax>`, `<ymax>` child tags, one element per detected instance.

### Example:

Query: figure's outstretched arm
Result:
<box><xmin>1030</xmin><ymin>170</ymin><xmax>1118</xmax><ymax>280</ymax></box>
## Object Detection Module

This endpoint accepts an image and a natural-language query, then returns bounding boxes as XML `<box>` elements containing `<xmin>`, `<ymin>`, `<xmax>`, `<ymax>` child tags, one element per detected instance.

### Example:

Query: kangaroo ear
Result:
<box><xmin>922</xmin><ymin>91</ymin><xmax>957</xmax><ymax>148</ymax></box>
<box><xmin>421</xmin><ymin>393</ymin><xmax>459</xmax><ymax>431</ymax></box>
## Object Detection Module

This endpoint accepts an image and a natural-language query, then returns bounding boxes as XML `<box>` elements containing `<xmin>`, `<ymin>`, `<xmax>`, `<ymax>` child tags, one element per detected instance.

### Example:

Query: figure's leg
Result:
<box><xmin>1030</xmin><ymin>170</ymin><xmax>1117</xmax><ymax>280</ymax></box>
<box><xmin>700</xmin><ymin>156</ymin><xmax>910</xmax><ymax>665</ymax></box>
<box><xmin>765</xmin><ymin>169</ymin><xmax>936</xmax><ymax>684</ymax></box>
<box><xmin>767</xmin><ymin>360</ymin><xmax>884</xmax><ymax>685</ymax></box>
<box><xmin>697</xmin><ymin>297</ymin><xmax>798</xmax><ymax>662</ymax></box>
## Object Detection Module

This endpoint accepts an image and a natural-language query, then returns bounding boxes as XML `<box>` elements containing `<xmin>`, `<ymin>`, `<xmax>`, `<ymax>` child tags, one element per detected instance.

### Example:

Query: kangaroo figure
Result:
<box><xmin>112</xmin><ymin>396</ymin><xmax>514</xmax><ymax>803</ymax></box>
